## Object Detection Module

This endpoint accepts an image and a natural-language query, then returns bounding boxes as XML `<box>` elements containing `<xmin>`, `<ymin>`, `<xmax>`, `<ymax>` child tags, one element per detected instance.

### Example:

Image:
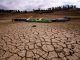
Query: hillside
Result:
<box><xmin>54</xmin><ymin>8</ymin><xmax>80</xmax><ymax>15</ymax></box>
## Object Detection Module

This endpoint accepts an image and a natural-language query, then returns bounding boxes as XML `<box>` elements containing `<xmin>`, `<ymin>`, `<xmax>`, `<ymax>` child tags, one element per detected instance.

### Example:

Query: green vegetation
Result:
<box><xmin>29</xmin><ymin>19</ymin><xmax>50</xmax><ymax>23</ymax></box>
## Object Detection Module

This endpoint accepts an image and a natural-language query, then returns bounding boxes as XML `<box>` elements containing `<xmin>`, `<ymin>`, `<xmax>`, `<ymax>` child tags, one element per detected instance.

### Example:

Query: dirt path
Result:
<box><xmin>0</xmin><ymin>22</ymin><xmax>80</xmax><ymax>60</ymax></box>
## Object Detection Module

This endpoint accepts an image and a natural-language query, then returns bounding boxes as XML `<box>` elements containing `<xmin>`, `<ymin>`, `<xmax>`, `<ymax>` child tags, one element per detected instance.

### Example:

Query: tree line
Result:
<box><xmin>0</xmin><ymin>9</ymin><xmax>27</xmax><ymax>13</ymax></box>
<box><xmin>0</xmin><ymin>5</ymin><xmax>77</xmax><ymax>13</ymax></box>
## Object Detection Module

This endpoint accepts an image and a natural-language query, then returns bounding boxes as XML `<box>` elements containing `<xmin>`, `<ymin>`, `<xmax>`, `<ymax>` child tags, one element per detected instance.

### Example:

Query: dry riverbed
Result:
<box><xmin>0</xmin><ymin>21</ymin><xmax>80</xmax><ymax>60</ymax></box>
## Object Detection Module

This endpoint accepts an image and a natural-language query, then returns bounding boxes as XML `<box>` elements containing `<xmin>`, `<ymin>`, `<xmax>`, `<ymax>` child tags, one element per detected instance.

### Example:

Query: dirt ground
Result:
<box><xmin>0</xmin><ymin>20</ymin><xmax>80</xmax><ymax>60</ymax></box>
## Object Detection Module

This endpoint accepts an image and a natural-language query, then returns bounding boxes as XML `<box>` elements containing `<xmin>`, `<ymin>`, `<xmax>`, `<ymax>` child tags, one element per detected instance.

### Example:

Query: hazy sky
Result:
<box><xmin>0</xmin><ymin>0</ymin><xmax>80</xmax><ymax>11</ymax></box>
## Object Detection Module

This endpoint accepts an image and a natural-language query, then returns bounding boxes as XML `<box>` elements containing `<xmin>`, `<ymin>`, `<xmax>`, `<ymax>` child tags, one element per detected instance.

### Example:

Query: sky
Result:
<box><xmin>0</xmin><ymin>0</ymin><xmax>80</xmax><ymax>11</ymax></box>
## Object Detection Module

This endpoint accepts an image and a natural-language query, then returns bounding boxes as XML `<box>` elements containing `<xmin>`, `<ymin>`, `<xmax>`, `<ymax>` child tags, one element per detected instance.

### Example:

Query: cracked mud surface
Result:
<box><xmin>0</xmin><ymin>22</ymin><xmax>80</xmax><ymax>60</ymax></box>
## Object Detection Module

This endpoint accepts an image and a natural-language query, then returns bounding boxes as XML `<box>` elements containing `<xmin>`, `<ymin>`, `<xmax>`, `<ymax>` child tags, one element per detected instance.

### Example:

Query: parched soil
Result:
<box><xmin>0</xmin><ymin>21</ymin><xmax>80</xmax><ymax>60</ymax></box>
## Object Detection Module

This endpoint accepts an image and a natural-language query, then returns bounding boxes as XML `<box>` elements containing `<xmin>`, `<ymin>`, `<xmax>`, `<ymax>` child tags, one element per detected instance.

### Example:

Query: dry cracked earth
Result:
<box><xmin>0</xmin><ymin>22</ymin><xmax>80</xmax><ymax>60</ymax></box>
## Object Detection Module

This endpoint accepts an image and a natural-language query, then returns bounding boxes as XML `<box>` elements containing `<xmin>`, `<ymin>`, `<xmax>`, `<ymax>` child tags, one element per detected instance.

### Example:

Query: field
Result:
<box><xmin>0</xmin><ymin>13</ymin><xmax>80</xmax><ymax>60</ymax></box>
